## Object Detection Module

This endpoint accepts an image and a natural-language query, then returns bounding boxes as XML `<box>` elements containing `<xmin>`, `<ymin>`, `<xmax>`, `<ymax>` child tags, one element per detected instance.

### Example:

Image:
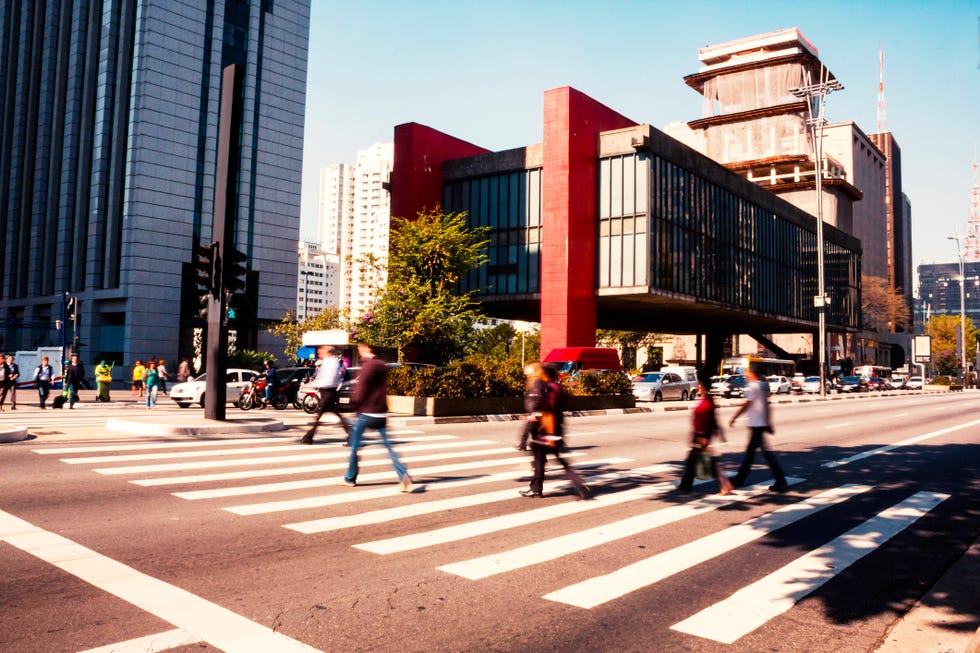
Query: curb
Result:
<box><xmin>0</xmin><ymin>426</ymin><xmax>29</xmax><ymax>443</ymax></box>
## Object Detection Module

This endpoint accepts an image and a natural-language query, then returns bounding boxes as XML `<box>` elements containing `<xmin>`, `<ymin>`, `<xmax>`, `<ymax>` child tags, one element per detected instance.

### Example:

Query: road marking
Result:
<box><xmin>77</xmin><ymin>629</ymin><xmax>199</xmax><ymax>653</ymax></box>
<box><xmin>34</xmin><ymin>437</ymin><xmax>290</xmax><ymax>454</ymax></box>
<box><xmin>174</xmin><ymin>450</ymin><xmax>527</xmax><ymax>499</ymax></box>
<box><xmin>0</xmin><ymin>509</ymin><xmax>322</xmax><ymax>653</ymax></box>
<box><xmin>92</xmin><ymin>439</ymin><xmax>495</xmax><ymax>475</ymax></box>
<box><xmin>670</xmin><ymin>491</ymin><xmax>949</xmax><ymax>643</ymax></box>
<box><xmin>283</xmin><ymin>458</ymin><xmax>632</xmax><ymax>533</ymax></box>
<box><xmin>354</xmin><ymin>465</ymin><xmax>682</xmax><ymax>554</ymax></box>
<box><xmin>892</xmin><ymin>413</ymin><xmax>910</xmax><ymax>417</ymax></box>
<box><xmin>823</xmin><ymin>419</ymin><xmax>980</xmax><ymax>468</ymax></box>
<box><xmin>826</xmin><ymin>423</ymin><xmax>851</xmax><ymax>429</ymax></box>
<box><xmin>539</xmin><ymin>483</ymin><xmax>866</xmax><ymax>608</ymax></box>
<box><xmin>58</xmin><ymin>436</ymin><xmax>457</xmax><ymax>463</ymax></box>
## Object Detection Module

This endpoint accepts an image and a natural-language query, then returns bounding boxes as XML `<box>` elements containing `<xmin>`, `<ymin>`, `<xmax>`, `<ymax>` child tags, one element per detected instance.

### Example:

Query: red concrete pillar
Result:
<box><xmin>539</xmin><ymin>87</ymin><xmax>636</xmax><ymax>357</ymax></box>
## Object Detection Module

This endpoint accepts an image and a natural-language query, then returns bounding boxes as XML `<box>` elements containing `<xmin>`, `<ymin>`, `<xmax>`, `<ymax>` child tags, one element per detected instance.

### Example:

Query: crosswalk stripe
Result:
<box><xmin>228</xmin><ymin>454</ymin><xmax>606</xmax><ymax>516</ymax></box>
<box><xmin>354</xmin><ymin>464</ymin><xmax>680</xmax><ymax>554</ymax></box>
<box><xmin>92</xmin><ymin>440</ymin><xmax>497</xmax><ymax>475</ymax></box>
<box><xmin>282</xmin><ymin>458</ymin><xmax>633</xmax><ymax>533</ymax></box>
<box><xmin>61</xmin><ymin>435</ymin><xmax>458</xmax><ymax>464</ymax></box>
<box><xmin>77</xmin><ymin>628</ymin><xmax>200</xmax><ymax>653</ymax></box>
<box><xmin>670</xmin><ymin>490</ymin><xmax>949</xmax><ymax>643</ymax></box>
<box><xmin>173</xmin><ymin>450</ymin><xmax>523</xmax><ymax>499</ymax></box>
<box><xmin>822</xmin><ymin>419</ymin><xmax>980</xmax><ymax>468</ymax></box>
<box><xmin>539</xmin><ymin>483</ymin><xmax>866</xmax><ymax>608</ymax></box>
<box><xmin>33</xmin><ymin>437</ymin><xmax>290</xmax><ymax>454</ymax></box>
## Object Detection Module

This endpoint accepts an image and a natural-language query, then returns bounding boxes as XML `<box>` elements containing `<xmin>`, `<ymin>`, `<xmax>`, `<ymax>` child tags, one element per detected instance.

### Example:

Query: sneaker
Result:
<box><xmin>339</xmin><ymin>480</ymin><xmax>356</xmax><ymax>487</ymax></box>
<box><xmin>769</xmin><ymin>480</ymin><xmax>789</xmax><ymax>493</ymax></box>
<box><xmin>519</xmin><ymin>489</ymin><xmax>543</xmax><ymax>498</ymax></box>
<box><xmin>299</xmin><ymin>436</ymin><xmax>314</xmax><ymax>445</ymax></box>
<box><xmin>576</xmin><ymin>484</ymin><xmax>593</xmax><ymax>500</ymax></box>
<box><xmin>400</xmin><ymin>476</ymin><xmax>414</xmax><ymax>493</ymax></box>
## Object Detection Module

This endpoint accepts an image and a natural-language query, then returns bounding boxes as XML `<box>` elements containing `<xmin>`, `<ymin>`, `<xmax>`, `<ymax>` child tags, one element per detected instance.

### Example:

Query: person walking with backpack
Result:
<box><xmin>518</xmin><ymin>362</ymin><xmax>591</xmax><ymax>500</ymax></box>
<box><xmin>728</xmin><ymin>363</ymin><xmax>789</xmax><ymax>492</ymax></box>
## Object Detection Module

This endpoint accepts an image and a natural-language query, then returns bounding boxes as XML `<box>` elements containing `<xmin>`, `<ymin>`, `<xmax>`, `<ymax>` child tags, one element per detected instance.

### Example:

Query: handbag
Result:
<box><xmin>694</xmin><ymin>449</ymin><xmax>713</xmax><ymax>480</ymax></box>
<box><xmin>539</xmin><ymin>411</ymin><xmax>557</xmax><ymax>435</ymax></box>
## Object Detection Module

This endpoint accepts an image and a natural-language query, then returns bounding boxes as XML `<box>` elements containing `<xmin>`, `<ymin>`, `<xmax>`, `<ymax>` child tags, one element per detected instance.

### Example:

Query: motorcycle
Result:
<box><xmin>239</xmin><ymin>376</ymin><xmax>291</xmax><ymax>410</ymax></box>
<box><xmin>300</xmin><ymin>384</ymin><xmax>320</xmax><ymax>414</ymax></box>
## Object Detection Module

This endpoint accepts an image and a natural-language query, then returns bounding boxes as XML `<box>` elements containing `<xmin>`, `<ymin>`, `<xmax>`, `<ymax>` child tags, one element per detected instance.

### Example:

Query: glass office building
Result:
<box><xmin>0</xmin><ymin>1</ymin><xmax>309</xmax><ymax>371</ymax></box>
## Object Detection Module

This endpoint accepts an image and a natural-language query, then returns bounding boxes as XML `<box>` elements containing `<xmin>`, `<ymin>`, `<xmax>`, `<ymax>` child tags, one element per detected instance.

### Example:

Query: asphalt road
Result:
<box><xmin>1</xmin><ymin>391</ymin><xmax>978</xmax><ymax>652</ymax></box>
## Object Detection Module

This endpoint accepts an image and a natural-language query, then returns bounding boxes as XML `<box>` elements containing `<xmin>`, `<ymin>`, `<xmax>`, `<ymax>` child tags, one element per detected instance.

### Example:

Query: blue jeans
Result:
<box><xmin>344</xmin><ymin>414</ymin><xmax>407</xmax><ymax>484</ymax></box>
<box><xmin>146</xmin><ymin>385</ymin><xmax>158</xmax><ymax>408</ymax></box>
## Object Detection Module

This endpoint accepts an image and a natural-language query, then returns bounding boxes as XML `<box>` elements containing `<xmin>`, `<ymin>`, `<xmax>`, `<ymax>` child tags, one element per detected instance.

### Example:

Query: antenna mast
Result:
<box><xmin>965</xmin><ymin>151</ymin><xmax>980</xmax><ymax>262</ymax></box>
<box><xmin>876</xmin><ymin>42</ymin><xmax>887</xmax><ymax>132</ymax></box>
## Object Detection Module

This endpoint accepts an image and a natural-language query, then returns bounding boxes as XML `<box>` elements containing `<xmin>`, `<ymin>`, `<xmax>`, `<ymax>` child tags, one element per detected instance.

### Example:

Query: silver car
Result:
<box><xmin>632</xmin><ymin>372</ymin><xmax>692</xmax><ymax>402</ymax></box>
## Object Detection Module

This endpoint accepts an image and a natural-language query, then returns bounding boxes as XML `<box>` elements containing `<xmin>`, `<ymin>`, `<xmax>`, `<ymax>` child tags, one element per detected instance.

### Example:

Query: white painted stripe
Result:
<box><xmin>283</xmin><ymin>458</ymin><xmax>632</xmax><ymax>533</ymax></box>
<box><xmin>822</xmin><ymin>419</ymin><xmax>980</xmax><ymax>468</ymax></box>
<box><xmin>670</xmin><ymin>491</ymin><xmax>949</xmax><ymax>643</ymax></box>
<box><xmin>174</xmin><ymin>450</ymin><xmax>524</xmax><ymax>499</ymax></box>
<box><xmin>133</xmin><ymin>446</ymin><xmax>517</xmax><ymax>487</ymax></box>
<box><xmin>442</xmin><ymin>478</ymin><xmax>807</xmax><ymax>582</ymax></box>
<box><xmin>355</xmin><ymin>465</ymin><xmax>681</xmax><ymax>554</ymax></box>
<box><xmin>229</xmin><ymin>454</ymin><xmax>609</xmax><ymax>516</ymax></box>
<box><xmin>826</xmin><ymin>423</ymin><xmax>851</xmax><ymax>429</ymax></box>
<box><xmin>33</xmin><ymin>437</ymin><xmax>290</xmax><ymax>454</ymax></box>
<box><xmin>93</xmin><ymin>439</ymin><xmax>495</xmax><ymax>475</ymax></box>
<box><xmin>0</xmin><ymin>510</ymin><xmax>321</xmax><ymax>652</ymax></box>
<box><xmin>539</xmin><ymin>483</ymin><xmax>869</xmax><ymax>608</ymax></box>
<box><xmin>892</xmin><ymin>413</ymin><xmax>910</xmax><ymax>417</ymax></box>
<box><xmin>57</xmin><ymin>435</ymin><xmax>455</xmax><ymax>463</ymax></box>
<box><xmin>77</xmin><ymin>629</ymin><xmax>199</xmax><ymax>653</ymax></box>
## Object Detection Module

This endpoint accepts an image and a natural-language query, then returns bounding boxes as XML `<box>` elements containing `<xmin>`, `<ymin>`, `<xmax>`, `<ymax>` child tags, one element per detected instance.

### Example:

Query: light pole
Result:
<box><xmin>947</xmin><ymin>234</ymin><xmax>967</xmax><ymax>382</ymax></box>
<box><xmin>791</xmin><ymin>67</ymin><xmax>843</xmax><ymax>397</ymax></box>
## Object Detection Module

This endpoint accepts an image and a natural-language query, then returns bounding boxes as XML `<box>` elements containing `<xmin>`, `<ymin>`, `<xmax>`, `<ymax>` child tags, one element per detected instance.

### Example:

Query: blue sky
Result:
<box><xmin>300</xmin><ymin>0</ymin><xmax>979</xmax><ymax>283</ymax></box>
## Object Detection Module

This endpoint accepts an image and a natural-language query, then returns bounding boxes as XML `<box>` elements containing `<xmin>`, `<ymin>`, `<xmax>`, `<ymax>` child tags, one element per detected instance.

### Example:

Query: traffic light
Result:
<box><xmin>67</xmin><ymin>296</ymin><xmax>77</xmax><ymax>321</ymax></box>
<box><xmin>193</xmin><ymin>242</ymin><xmax>217</xmax><ymax>319</ymax></box>
<box><xmin>223</xmin><ymin>245</ymin><xmax>247</xmax><ymax>295</ymax></box>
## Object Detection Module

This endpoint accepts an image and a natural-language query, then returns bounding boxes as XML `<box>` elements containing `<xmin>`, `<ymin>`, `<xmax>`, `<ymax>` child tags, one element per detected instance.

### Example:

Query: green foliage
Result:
<box><xmin>563</xmin><ymin>370</ymin><xmax>634</xmax><ymax>397</ymax></box>
<box><xmin>355</xmin><ymin>208</ymin><xmax>490</xmax><ymax>365</ymax></box>
<box><xmin>931</xmin><ymin>375</ymin><xmax>951</xmax><ymax>386</ymax></box>
<box><xmin>228</xmin><ymin>349</ymin><xmax>271</xmax><ymax>370</ymax></box>
<box><xmin>925</xmin><ymin>314</ymin><xmax>977</xmax><ymax>376</ymax></box>
<box><xmin>465</xmin><ymin>323</ymin><xmax>541</xmax><ymax>365</ymax></box>
<box><xmin>266</xmin><ymin>307</ymin><xmax>345</xmax><ymax>361</ymax></box>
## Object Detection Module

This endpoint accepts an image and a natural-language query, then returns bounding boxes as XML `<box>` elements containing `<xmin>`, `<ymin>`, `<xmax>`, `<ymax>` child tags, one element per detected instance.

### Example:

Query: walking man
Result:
<box><xmin>65</xmin><ymin>353</ymin><xmax>85</xmax><ymax>409</ymax></box>
<box><xmin>34</xmin><ymin>356</ymin><xmax>54</xmax><ymax>409</ymax></box>
<box><xmin>0</xmin><ymin>352</ymin><xmax>9</xmax><ymax>411</ymax></box>
<box><xmin>341</xmin><ymin>343</ymin><xmax>412</xmax><ymax>492</ymax></box>
<box><xmin>301</xmin><ymin>346</ymin><xmax>348</xmax><ymax>444</ymax></box>
<box><xmin>728</xmin><ymin>363</ymin><xmax>789</xmax><ymax>492</ymax></box>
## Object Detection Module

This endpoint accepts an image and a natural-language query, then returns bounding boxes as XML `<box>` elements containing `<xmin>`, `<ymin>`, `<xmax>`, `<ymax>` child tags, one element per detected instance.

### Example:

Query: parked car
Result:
<box><xmin>837</xmin><ymin>375</ymin><xmax>869</xmax><ymax>393</ymax></box>
<box><xmin>801</xmin><ymin>376</ymin><xmax>830</xmax><ymax>394</ymax></box>
<box><xmin>335</xmin><ymin>363</ymin><xmax>403</xmax><ymax>411</ymax></box>
<box><xmin>632</xmin><ymin>371</ymin><xmax>692</xmax><ymax>402</ymax></box>
<box><xmin>170</xmin><ymin>368</ymin><xmax>258</xmax><ymax>408</ymax></box>
<box><xmin>710</xmin><ymin>374</ymin><xmax>747</xmax><ymax>398</ymax></box>
<box><xmin>790</xmin><ymin>373</ymin><xmax>806</xmax><ymax>393</ymax></box>
<box><xmin>867</xmin><ymin>376</ymin><xmax>889</xmax><ymax>391</ymax></box>
<box><xmin>905</xmin><ymin>376</ymin><xmax>924</xmax><ymax>390</ymax></box>
<box><xmin>767</xmin><ymin>375</ymin><xmax>792</xmax><ymax>395</ymax></box>
<box><xmin>890</xmin><ymin>375</ymin><xmax>907</xmax><ymax>390</ymax></box>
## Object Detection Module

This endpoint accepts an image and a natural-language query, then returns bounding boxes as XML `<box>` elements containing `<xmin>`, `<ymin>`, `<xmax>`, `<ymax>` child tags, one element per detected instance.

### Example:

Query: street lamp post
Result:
<box><xmin>947</xmin><ymin>234</ymin><xmax>967</xmax><ymax>382</ymax></box>
<box><xmin>791</xmin><ymin>68</ymin><xmax>843</xmax><ymax>397</ymax></box>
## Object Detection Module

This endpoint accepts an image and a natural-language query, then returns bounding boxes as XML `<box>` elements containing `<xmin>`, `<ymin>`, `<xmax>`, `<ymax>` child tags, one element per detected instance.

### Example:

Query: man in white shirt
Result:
<box><xmin>728</xmin><ymin>364</ymin><xmax>788</xmax><ymax>492</ymax></box>
<box><xmin>300</xmin><ymin>346</ymin><xmax>348</xmax><ymax>444</ymax></box>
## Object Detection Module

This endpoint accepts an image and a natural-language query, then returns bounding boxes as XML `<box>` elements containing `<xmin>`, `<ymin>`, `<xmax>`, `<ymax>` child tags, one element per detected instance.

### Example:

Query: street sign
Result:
<box><xmin>913</xmin><ymin>335</ymin><xmax>932</xmax><ymax>364</ymax></box>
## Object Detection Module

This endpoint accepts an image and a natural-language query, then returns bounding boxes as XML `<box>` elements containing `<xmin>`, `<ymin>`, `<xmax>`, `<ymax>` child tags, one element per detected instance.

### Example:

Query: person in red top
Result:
<box><xmin>678</xmin><ymin>371</ymin><xmax>733</xmax><ymax>494</ymax></box>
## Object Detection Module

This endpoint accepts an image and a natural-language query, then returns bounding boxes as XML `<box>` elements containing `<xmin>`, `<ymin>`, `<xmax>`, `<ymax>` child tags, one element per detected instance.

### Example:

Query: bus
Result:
<box><xmin>853</xmin><ymin>365</ymin><xmax>891</xmax><ymax>380</ymax></box>
<box><xmin>721</xmin><ymin>357</ymin><xmax>796</xmax><ymax>378</ymax></box>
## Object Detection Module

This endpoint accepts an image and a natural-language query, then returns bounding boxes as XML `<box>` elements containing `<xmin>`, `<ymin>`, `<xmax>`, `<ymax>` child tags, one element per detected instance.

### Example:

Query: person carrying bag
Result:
<box><xmin>679</xmin><ymin>371</ymin><xmax>734</xmax><ymax>495</ymax></box>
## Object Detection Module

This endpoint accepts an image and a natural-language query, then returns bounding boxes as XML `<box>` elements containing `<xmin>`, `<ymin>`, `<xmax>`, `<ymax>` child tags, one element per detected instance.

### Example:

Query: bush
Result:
<box><xmin>932</xmin><ymin>376</ymin><xmax>951</xmax><ymax>386</ymax></box>
<box><xmin>564</xmin><ymin>370</ymin><xmax>634</xmax><ymax>397</ymax></box>
<box><xmin>228</xmin><ymin>349</ymin><xmax>272</xmax><ymax>370</ymax></box>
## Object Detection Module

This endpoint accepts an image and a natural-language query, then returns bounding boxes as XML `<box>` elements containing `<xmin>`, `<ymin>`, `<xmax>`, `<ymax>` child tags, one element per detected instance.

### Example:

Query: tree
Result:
<box><xmin>355</xmin><ymin>208</ymin><xmax>490</xmax><ymax>365</ymax></box>
<box><xmin>465</xmin><ymin>322</ymin><xmax>541</xmax><ymax>364</ymax></box>
<box><xmin>925</xmin><ymin>314</ymin><xmax>977</xmax><ymax>376</ymax></box>
<box><xmin>862</xmin><ymin>275</ymin><xmax>912</xmax><ymax>332</ymax></box>
<box><xmin>266</xmin><ymin>307</ymin><xmax>345</xmax><ymax>361</ymax></box>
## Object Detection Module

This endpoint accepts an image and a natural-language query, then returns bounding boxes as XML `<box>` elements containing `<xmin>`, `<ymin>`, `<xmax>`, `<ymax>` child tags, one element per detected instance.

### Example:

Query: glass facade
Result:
<box><xmin>443</xmin><ymin>169</ymin><xmax>542</xmax><ymax>296</ymax></box>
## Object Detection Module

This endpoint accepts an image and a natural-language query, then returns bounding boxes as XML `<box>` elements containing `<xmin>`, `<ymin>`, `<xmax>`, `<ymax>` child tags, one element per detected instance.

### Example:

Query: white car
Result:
<box><xmin>767</xmin><ymin>375</ymin><xmax>792</xmax><ymax>394</ymax></box>
<box><xmin>170</xmin><ymin>368</ymin><xmax>257</xmax><ymax>408</ymax></box>
<box><xmin>905</xmin><ymin>376</ymin><xmax>924</xmax><ymax>390</ymax></box>
<box><xmin>801</xmin><ymin>376</ymin><xmax>830</xmax><ymax>394</ymax></box>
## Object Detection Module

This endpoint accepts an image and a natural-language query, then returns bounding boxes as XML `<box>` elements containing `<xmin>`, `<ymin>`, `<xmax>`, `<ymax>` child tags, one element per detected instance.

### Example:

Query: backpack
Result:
<box><xmin>538</xmin><ymin>381</ymin><xmax>564</xmax><ymax>436</ymax></box>
<box><xmin>0</xmin><ymin>364</ymin><xmax>6</xmax><ymax>382</ymax></box>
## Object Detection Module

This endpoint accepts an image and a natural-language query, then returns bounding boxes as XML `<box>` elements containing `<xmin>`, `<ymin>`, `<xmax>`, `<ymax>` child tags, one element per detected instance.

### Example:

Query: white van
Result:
<box><xmin>659</xmin><ymin>366</ymin><xmax>699</xmax><ymax>400</ymax></box>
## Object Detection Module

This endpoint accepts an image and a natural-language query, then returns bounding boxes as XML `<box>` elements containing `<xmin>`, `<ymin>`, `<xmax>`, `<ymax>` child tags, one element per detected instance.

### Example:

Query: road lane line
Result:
<box><xmin>34</xmin><ymin>437</ymin><xmax>290</xmax><ymax>454</ymax></box>
<box><xmin>92</xmin><ymin>440</ymin><xmax>496</xmax><ymax>475</ymax></box>
<box><xmin>0</xmin><ymin>510</ymin><xmax>321</xmax><ymax>653</ymax></box>
<box><xmin>57</xmin><ymin>436</ymin><xmax>457</xmax><ymax>463</ymax></box>
<box><xmin>282</xmin><ymin>459</ymin><xmax>633</xmax><ymax>532</ymax></box>
<box><xmin>539</xmin><ymin>483</ymin><xmax>866</xmax><ymax>608</ymax></box>
<box><xmin>354</xmin><ymin>465</ymin><xmax>682</xmax><ymax>554</ymax></box>
<box><xmin>826</xmin><ymin>423</ymin><xmax>851</xmax><ymax>429</ymax></box>
<box><xmin>822</xmin><ymin>419</ymin><xmax>980</xmax><ymax>468</ymax></box>
<box><xmin>670</xmin><ymin>491</ymin><xmax>949</xmax><ymax>643</ymax></box>
<box><xmin>77</xmin><ymin>629</ymin><xmax>199</xmax><ymax>653</ymax></box>
<box><xmin>174</xmin><ymin>450</ymin><xmax>526</xmax><ymax>499</ymax></box>
<box><xmin>230</xmin><ymin>455</ymin><xmax>609</xmax><ymax>516</ymax></box>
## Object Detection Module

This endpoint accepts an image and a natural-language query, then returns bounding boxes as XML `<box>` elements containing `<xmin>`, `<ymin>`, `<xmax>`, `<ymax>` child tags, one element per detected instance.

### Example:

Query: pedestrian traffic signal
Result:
<box><xmin>67</xmin><ymin>296</ymin><xmax>77</xmax><ymax>321</ymax></box>
<box><xmin>223</xmin><ymin>245</ymin><xmax>247</xmax><ymax>295</ymax></box>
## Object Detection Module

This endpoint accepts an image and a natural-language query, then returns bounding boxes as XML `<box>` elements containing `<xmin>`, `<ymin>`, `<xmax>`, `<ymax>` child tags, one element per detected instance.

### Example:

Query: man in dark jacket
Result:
<box><xmin>341</xmin><ymin>343</ymin><xmax>413</xmax><ymax>492</ymax></box>
<box><xmin>65</xmin><ymin>353</ymin><xmax>86</xmax><ymax>409</ymax></box>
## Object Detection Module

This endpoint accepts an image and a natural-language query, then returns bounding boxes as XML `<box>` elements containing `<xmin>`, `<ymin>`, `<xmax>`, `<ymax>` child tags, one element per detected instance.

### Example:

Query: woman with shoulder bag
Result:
<box><xmin>679</xmin><ymin>372</ymin><xmax>733</xmax><ymax>495</ymax></box>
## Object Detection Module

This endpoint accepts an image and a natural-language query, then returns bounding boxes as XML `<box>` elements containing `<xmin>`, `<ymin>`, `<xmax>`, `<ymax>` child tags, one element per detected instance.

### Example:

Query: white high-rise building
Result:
<box><xmin>315</xmin><ymin>142</ymin><xmax>394</xmax><ymax>320</ymax></box>
<box><xmin>296</xmin><ymin>241</ymin><xmax>339</xmax><ymax>321</ymax></box>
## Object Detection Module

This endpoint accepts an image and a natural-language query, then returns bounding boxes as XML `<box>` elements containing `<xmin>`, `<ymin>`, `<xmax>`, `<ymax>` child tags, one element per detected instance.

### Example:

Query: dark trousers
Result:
<box><xmin>37</xmin><ymin>380</ymin><xmax>50</xmax><ymax>408</ymax></box>
<box><xmin>733</xmin><ymin>427</ymin><xmax>786</xmax><ymax>485</ymax></box>
<box><xmin>528</xmin><ymin>441</ymin><xmax>587</xmax><ymax>495</ymax></box>
<box><xmin>303</xmin><ymin>388</ymin><xmax>348</xmax><ymax>441</ymax></box>
<box><xmin>679</xmin><ymin>445</ymin><xmax>730</xmax><ymax>491</ymax></box>
<box><xmin>0</xmin><ymin>383</ymin><xmax>9</xmax><ymax>407</ymax></box>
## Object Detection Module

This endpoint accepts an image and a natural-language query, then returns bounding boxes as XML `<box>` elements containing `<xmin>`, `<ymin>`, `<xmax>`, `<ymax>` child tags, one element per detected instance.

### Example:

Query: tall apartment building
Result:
<box><xmin>0</xmin><ymin>1</ymin><xmax>310</xmax><ymax>369</ymax></box>
<box><xmin>296</xmin><ymin>241</ymin><xmax>339</xmax><ymax>321</ymax></box>
<box><xmin>315</xmin><ymin>142</ymin><xmax>393</xmax><ymax>320</ymax></box>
